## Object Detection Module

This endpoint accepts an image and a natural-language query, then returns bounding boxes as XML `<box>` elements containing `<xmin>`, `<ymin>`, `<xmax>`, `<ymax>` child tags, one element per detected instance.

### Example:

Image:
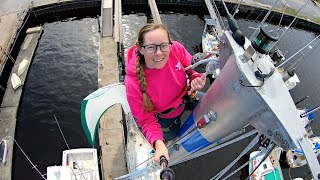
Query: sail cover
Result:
<box><xmin>81</xmin><ymin>83</ymin><xmax>131</xmax><ymax>146</ymax></box>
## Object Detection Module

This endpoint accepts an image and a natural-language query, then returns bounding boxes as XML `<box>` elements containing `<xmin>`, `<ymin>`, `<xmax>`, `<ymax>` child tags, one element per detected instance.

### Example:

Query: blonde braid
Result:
<box><xmin>136</xmin><ymin>54</ymin><xmax>154</xmax><ymax>112</ymax></box>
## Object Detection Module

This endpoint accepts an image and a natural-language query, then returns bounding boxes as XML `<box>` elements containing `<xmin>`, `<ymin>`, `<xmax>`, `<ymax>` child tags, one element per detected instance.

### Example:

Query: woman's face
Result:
<box><xmin>138</xmin><ymin>28</ymin><xmax>171</xmax><ymax>69</ymax></box>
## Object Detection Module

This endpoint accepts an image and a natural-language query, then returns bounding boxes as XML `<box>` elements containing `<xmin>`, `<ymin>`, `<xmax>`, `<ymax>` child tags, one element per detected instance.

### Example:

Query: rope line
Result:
<box><xmin>14</xmin><ymin>139</ymin><xmax>47</xmax><ymax>180</ymax></box>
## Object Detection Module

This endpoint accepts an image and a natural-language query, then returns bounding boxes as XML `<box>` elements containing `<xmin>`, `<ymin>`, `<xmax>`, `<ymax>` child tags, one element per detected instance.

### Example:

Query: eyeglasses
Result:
<box><xmin>142</xmin><ymin>43</ymin><xmax>172</xmax><ymax>54</ymax></box>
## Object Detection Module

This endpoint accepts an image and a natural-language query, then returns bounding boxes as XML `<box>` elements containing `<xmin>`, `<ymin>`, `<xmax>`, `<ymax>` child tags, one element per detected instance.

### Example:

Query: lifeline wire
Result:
<box><xmin>54</xmin><ymin>114</ymin><xmax>87</xmax><ymax>180</ymax></box>
<box><xmin>14</xmin><ymin>139</ymin><xmax>47</xmax><ymax>180</ymax></box>
<box><xmin>270</xmin><ymin>0</ymin><xmax>309</xmax><ymax>50</ymax></box>
<box><xmin>288</xmin><ymin>38</ymin><xmax>320</xmax><ymax>70</ymax></box>
<box><xmin>245</xmin><ymin>143</ymin><xmax>276</xmax><ymax>180</ymax></box>
<box><xmin>277</xmin><ymin>1</ymin><xmax>288</xmax><ymax>31</ymax></box>
<box><xmin>277</xmin><ymin>34</ymin><xmax>320</xmax><ymax>68</ymax></box>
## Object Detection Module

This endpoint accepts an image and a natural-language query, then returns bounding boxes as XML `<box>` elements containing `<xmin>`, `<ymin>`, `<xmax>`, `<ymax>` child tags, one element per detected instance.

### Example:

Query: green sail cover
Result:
<box><xmin>81</xmin><ymin>83</ymin><xmax>131</xmax><ymax>146</ymax></box>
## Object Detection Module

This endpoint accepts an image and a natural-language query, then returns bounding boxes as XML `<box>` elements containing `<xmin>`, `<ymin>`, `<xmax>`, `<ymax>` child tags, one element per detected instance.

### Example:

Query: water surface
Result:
<box><xmin>13</xmin><ymin>17</ymin><xmax>99</xmax><ymax>180</ymax></box>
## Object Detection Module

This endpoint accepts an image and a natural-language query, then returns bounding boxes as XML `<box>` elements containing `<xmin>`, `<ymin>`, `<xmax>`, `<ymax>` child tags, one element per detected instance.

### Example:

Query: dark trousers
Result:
<box><xmin>157</xmin><ymin>114</ymin><xmax>183</xmax><ymax>142</ymax></box>
<box><xmin>156</xmin><ymin>95</ymin><xmax>202</xmax><ymax>142</ymax></box>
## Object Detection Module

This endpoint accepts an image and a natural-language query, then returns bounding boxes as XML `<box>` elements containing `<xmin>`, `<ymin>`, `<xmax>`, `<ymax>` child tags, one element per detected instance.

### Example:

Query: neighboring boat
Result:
<box><xmin>249</xmin><ymin>148</ymin><xmax>283</xmax><ymax>180</ymax></box>
<box><xmin>192</xmin><ymin>18</ymin><xmax>222</xmax><ymax>80</ymax></box>
<box><xmin>47</xmin><ymin>148</ymin><xmax>100</xmax><ymax>180</ymax></box>
<box><xmin>269</xmin><ymin>48</ymin><xmax>286</xmax><ymax>65</ymax></box>
<box><xmin>202</xmin><ymin>18</ymin><xmax>220</xmax><ymax>54</ymax></box>
<box><xmin>0</xmin><ymin>139</ymin><xmax>7</xmax><ymax>165</ymax></box>
<box><xmin>286</xmin><ymin>136</ymin><xmax>320</xmax><ymax>169</ymax></box>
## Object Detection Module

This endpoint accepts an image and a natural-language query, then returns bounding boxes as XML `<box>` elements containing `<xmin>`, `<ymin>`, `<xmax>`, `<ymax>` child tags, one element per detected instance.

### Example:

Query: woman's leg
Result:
<box><xmin>156</xmin><ymin>115</ymin><xmax>182</xmax><ymax>142</ymax></box>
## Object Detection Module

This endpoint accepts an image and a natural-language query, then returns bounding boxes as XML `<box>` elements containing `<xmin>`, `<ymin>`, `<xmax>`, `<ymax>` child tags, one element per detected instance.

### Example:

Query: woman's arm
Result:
<box><xmin>125</xmin><ymin>77</ymin><xmax>165</xmax><ymax>147</ymax></box>
<box><xmin>125</xmin><ymin>80</ymin><xmax>169</xmax><ymax>162</ymax></box>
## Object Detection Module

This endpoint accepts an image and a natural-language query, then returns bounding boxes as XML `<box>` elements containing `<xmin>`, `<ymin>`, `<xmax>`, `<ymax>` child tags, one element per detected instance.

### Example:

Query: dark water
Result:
<box><xmin>13</xmin><ymin>12</ymin><xmax>319</xmax><ymax>180</ymax></box>
<box><xmin>13</xmin><ymin>18</ymin><xmax>99</xmax><ymax>180</ymax></box>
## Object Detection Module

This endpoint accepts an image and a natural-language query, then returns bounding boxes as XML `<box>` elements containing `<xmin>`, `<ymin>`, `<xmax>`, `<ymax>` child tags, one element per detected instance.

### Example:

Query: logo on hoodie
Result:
<box><xmin>175</xmin><ymin>62</ymin><xmax>182</xmax><ymax>71</ymax></box>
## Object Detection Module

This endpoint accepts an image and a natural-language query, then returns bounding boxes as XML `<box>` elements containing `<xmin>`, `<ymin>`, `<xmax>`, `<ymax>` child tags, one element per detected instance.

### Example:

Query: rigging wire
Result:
<box><xmin>289</xmin><ymin>167</ymin><xmax>293</xmax><ymax>180</ymax></box>
<box><xmin>277</xmin><ymin>1</ymin><xmax>288</xmax><ymax>31</ymax></box>
<box><xmin>232</xmin><ymin>0</ymin><xmax>243</xmax><ymax>17</ymax></box>
<box><xmin>255</xmin><ymin>9</ymin><xmax>265</xmax><ymax>22</ymax></box>
<box><xmin>245</xmin><ymin>10</ymin><xmax>254</xmax><ymax>20</ymax></box>
<box><xmin>249</xmin><ymin>0</ymin><xmax>281</xmax><ymax>41</ymax></box>
<box><xmin>212</xmin><ymin>133</ymin><xmax>261</xmax><ymax>180</ymax></box>
<box><xmin>267</xmin><ymin>0</ymin><xmax>278</xmax><ymax>24</ymax></box>
<box><xmin>122</xmin><ymin>121</ymin><xmax>254</xmax><ymax>179</ymax></box>
<box><xmin>244</xmin><ymin>143</ymin><xmax>276</xmax><ymax>180</ymax></box>
<box><xmin>171</xmin><ymin>129</ymin><xmax>257</xmax><ymax>167</ymax></box>
<box><xmin>277</xmin><ymin>34</ymin><xmax>320</xmax><ymax>68</ymax></box>
<box><xmin>243</xmin><ymin>0</ymin><xmax>261</xmax><ymax>20</ymax></box>
<box><xmin>14</xmin><ymin>139</ymin><xmax>47</xmax><ymax>180</ymax></box>
<box><xmin>270</xmin><ymin>0</ymin><xmax>309</xmax><ymax>50</ymax></box>
<box><xmin>210</xmin><ymin>0</ymin><xmax>226</xmax><ymax>31</ymax></box>
<box><xmin>125</xmin><ymin>108</ymin><xmax>211</xmax><ymax>173</ymax></box>
<box><xmin>288</xmin><ymin>38</ymin><xmax>320</xmax><ymax>70</ymax></box>
<box><xmin>222</xmin><ymin>161</ymin><xmax>249</xmax><ymax>180</ymax></box>
<box><xmin>54</xmin><ymin>114</ymin><xmax>87</xmax><ymax>180</ymax></box>
<box><xmin>126</xmin><ymin>116</ymin><xmax>202</xmax><ymax>173</ymax></box>
<box><xmin>268</xmin><ymin>11</ymin><xmax>276</xmax><ymax>23</ymax></box>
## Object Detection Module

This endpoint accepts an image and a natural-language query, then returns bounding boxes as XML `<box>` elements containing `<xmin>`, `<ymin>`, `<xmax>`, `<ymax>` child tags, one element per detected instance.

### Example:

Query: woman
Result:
<box><xmin>125</xmin><ymin>23</ymin><xmax>206</xmax><ymax>162</ymax></box>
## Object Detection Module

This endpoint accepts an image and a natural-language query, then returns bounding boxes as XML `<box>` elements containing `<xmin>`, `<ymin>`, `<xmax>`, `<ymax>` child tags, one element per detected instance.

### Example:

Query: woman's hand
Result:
<box><xmin>154</xmin><ymin>140</ymin><xmax>169</xmax><ymax>162</ymax></box>
<box><xmin>188</xmin><ymin>76</ymin><xmax>206</xmax><ymax>95</ymax></box>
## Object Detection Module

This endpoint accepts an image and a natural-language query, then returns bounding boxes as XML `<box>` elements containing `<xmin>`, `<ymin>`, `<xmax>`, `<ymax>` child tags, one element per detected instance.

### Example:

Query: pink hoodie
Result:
<box><xmin>124</xmin><ymin>41</ymin><xmax>201</xmax><ymax>146</ymax></box>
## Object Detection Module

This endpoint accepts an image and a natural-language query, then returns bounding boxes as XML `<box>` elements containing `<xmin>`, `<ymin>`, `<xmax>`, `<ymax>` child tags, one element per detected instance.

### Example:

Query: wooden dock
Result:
<box><xmin>98</xmin><ymin>36</ymin><xmax>128</xmax><ymax>179</ymax></box>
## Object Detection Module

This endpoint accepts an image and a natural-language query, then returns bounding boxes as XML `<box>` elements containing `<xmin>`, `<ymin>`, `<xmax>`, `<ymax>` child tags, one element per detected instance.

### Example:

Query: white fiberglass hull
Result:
<box><xmin>47</xmin><ymin>148</ymin><xmax>100</xmax><ymax>180</ymax></box>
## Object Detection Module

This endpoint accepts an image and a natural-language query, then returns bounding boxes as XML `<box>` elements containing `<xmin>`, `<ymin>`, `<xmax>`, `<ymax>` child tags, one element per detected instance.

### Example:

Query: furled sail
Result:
<box><xmin>81</xmin><ymin>83</ymin><xmax>130</xmax><ymax>146</ymax></box>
